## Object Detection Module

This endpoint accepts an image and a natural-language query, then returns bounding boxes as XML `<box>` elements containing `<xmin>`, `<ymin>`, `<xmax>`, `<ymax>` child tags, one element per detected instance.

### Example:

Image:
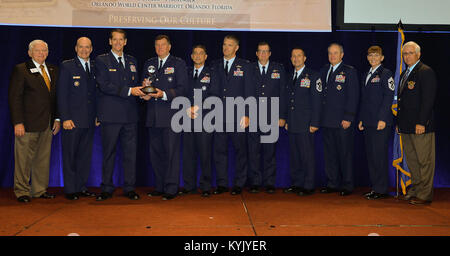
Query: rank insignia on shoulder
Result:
<box><xmin>408</xmin><ymin>81</ymin><xmax>415</xmax><ymax>89</ymax></box>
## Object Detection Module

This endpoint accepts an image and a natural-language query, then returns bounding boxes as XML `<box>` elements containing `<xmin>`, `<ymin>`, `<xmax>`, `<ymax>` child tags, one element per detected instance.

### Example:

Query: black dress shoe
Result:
<box><xmin>39</xmin><ymin>192</ymin><xmax>56</xmax><ymax>199</ymax></box>
<box><xmin>339</xmin><ymin>190</ymin><xmax>352</xmax><ymax>196</ymax></box>
<box><xmin>249</xmin><ymin>186</ymin><xmax>259</xmax><ymax>193</ymax></box>
<box><xmin>366</xmin><ymin>192</ymin><xmax>389</xmax><ymax>200</ymax></box>
<box><xmin>178</xmin><ymin>188</ymin><xmax>198</xmax><ymax>195</ymax></box>
<box><xmin>17</xmin><ymin>196</ymin><xmax>31</xmax><ymax>203</ymax></box>
<box><xmin>96</xmin><ymin>192</ymin><xmax>112</xmax><ymax>201</ymax></box>
<box><xmin>213</xmin><ymin>186</ymin><xmax>229</xmax><ymax>195</ymax></box>
<box><xmin>201</xmin><ymin>191</ymin><xmax>211</xmax><ymax>197</ymax></box>
<box><xmin>147</xmin><ymin>191</ymin><xmax>164</xmax><ymax>197</ymax></box>
<box><xmin>265</xmin><ymin>186</ymin><xmax>276</xmax><ymax>194</ymax></box>
<box><xmin>320</xmin><ymin>187</ymin><xmax>339</xmax><ymax>194</ymax></box>
<box><xmin>78</xmin><ymin>190</ymin><xmax>96</xmax><ymax>197</ymax></box>
<box><xmin>283</xmin><ymin>186</ymin><xmax>301</xmax><ymax>194</ymax></box>
<box><xmin>65</xmin><ymin>193</ymin><xmax>79</xmax><ymax>200</ymax></box>
<box><xmin>298</xmin><ymin>188</ymin><xmax>315</xmax><ymax>196</ymax></box>
<box><xmin>125</xmin><ymin>191</ymin><xmax>140</xmax><ymax>200</ymax></box>
<box><xmin>231</xmin><ymin>186</ymin><xmax>242</xmax><ymax>195</ymax></box>
<box><xmin>162</xmin><ymin>194</ymin><xmax>177</xmax><ymax>200</ymax></box>
<box><xmin>363</xmin><ymin>191</ymin><xmax>375</xmax><ymax>197</ymax></box>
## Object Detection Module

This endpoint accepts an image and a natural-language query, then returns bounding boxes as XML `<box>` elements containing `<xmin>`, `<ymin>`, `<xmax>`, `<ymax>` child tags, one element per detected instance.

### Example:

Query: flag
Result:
<box><xmin>391</xmin><ymin>20</ymin><xmax>411</xmax><ymax>195</ymax></box>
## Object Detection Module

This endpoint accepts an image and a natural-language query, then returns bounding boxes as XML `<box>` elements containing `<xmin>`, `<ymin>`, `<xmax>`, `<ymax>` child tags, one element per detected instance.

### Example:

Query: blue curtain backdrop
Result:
<box><xmin>1</xmin><ymin>26</ymin><xmax>449</xmax><ymax>188</ymax></box>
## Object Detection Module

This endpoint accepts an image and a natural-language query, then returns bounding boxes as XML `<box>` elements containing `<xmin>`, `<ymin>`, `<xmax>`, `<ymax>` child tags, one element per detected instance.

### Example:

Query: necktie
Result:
<box><xmin>158</xmin><ymin>59</ymin><xmax>163</xmax><ymax>71</ymax></box>
<box><xmin>40</xmin><ymin>65</ymin><xmax>51</xmax><ymax>91</ymax></box>
<box><xmin>85</xmin><ymin>62</ymin><xmax>90</xmax><ymax>76</ymax></box>
<box><xmin>262</xmin><ymin>66</ymin><xmax>266</xmax><ymax>76</ymax></box>
<box><xmin>194</xmin><ymin>69</ymin><xmax>199</xmax><ymax>80</ymax></box>
<box><xmin>326</xmin><ymin>66</ymin><xmax>333</xmax><ymax>83</ymax></box>
<box><xmin>365</xmin><ymin>70</ymin><xmax>372</xmax><ymax>85</ymax></box>
<box><xmin>292</xmin><ymin>71</ymin><xmax>298</xmax><ymax>85</ymax></box>
<box><xmin>118</xmin><ymin>56</ymin><xmax>124</xmax><ymax>70</ymax></box>
<box><xmin>224</xmin><ymin>60</ymin><xmax>229</xmax><ymax>75</ymax></box>
<box><xmin>399</xmin><ymin>68</ymin><xmax>410</xmax><ymax>92</ymax></box>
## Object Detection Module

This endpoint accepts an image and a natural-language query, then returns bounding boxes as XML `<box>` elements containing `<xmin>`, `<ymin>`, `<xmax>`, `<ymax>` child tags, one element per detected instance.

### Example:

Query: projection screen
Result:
<box><xmin>0</xmin><ymin>0</ymin><xmax>331</xmax><ymax>32</ymax></box>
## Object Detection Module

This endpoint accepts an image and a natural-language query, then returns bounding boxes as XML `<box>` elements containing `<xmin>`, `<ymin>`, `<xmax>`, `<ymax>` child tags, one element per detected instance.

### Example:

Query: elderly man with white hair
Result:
<box><xmin>397</xmin><ymin>41</ymin><xmax>437</xmax><ymax>205</ymax></box>
<box><xmin>8</xmin><ymin>39</ymin><xmax>60</xmax><ymax>203</ymax></box>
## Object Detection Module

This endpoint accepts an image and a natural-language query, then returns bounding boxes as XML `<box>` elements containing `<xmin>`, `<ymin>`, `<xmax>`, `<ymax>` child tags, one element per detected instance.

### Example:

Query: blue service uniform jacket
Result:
<box><xmin>142</xmin><ymin>55</ymin><xmax>188</xmax><ymax>128</ymax></box>
<box><xmin>359</xmin><ymin>65</ymin><xmax>395</xmax><ymax>127</ymax></box>
<box><xmin>210</xmin><ymin>58</ymin><xmax>255</xmax><ymax>124</ymax></box>
<box><xmin>57</xmin><ymin>57</ymin><xmax>97</xmax><ymax>128</ymax></box>
<box><xmin>250</xmin><ymin>61</ymin><xmax>287</xmax><ymax>123</ymax></box>
<box><xmin>187</xmin><ymin>66</ymin><xmax>213</xmax><ymax>107</ymax></box>
<box><xmin>319</xmin><ymin>63</ymin><xmax>359</xmax><ymax>128</ymax></box>
<box><xmin>397</xmin><ymin>61</ymin><xmax>437</xmax><ymax>134</ymax></box>
<box><xmin>286</xmin><ymin>67</ymin><xmax>322</xmax><ymax>133</ymax></box>
<box><xmin>95</xmin><ymin>52</ymin><xmax>139</xmax><ymax>123</ymax></box>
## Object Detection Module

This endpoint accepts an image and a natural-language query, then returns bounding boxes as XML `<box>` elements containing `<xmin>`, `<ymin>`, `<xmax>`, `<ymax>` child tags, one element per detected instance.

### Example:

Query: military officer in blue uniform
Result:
<box><xmin>210</xmin><ymin>35</ymin><xmax>255</xmax><ymax>195</ymax></box>
<box><xmin>248</xmin><ymin>42</ymin><xmax>286</xmax><ymax>194</ymax></box>
<box><xmin>57</xmin><ymin>37</ymin><xmax>98</xmax><ymax>200</ymax></box>
<box><xmin>94</xmin><ymin>29</ymin><xmax>145</xmax><ymax>201</ymax></box>
<box><xmin>141</xmin><ymin>35</ymin><xmax>188</xmax><ymax>200</ymax></box>
<box><xmin>319</xmin><ymin>43</ymin><xmax>359</xmax><ymax>196</ymax></box>
<box><xmin>284</xmin><ymin>47</ymin><xmax>322</xmax><ymax>196</ymax></box>
<box><xmin>358</xmin><ymin>46</ymin><xmax>394</xmax><ymax>200</ymax></box>
<box><xmin>180</xmin><ymin>44</ymin><xmax>214</xmax><ymax>197</ymax></box>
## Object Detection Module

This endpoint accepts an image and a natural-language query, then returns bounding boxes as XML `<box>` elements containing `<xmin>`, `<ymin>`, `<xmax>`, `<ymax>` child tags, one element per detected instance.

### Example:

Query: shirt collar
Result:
<box><xmin>331</xmin><ymin>61</ymin><xmax>342</xmax><ymax>72</ymax></box>
<box><xmin>77</xmin><ymin>56</ymin><xmax>90</xmax><ymax>68</ymax></box>
<box><xmin>111</xmin><ymin>50</ymin><xmax>124</xmax><ymax>61</ymax></box>
<box><xmin>159</xmin><ymin>54</ymin><xmax>170</xmax><ymax>64</ymax></box>
<box><xmin>408</xmin><ymin>60</ymin><xmax>420</xmax><ymax>72</ymax></box>
<box><xmin>369</xmin><ymin>64</ymin><xmax>381</xmax><ymax>74</ymax></box>
<box><xmin>224</xmin><ymin>56</ymin><xmax>236</xmax><ymax>66</ymax></box>
<box><xmin>32</xmin><ymin>59</ymin><xmax>46</xmax><ymax>69</ymax></box>
<box><xmin>295</xmin><ymin>65</ymin><xmax>306</xmax><ymax>77</ymax></box>
<box><xmin>258</xmin><ymin>61</ymin><xmax>269</xmax><ymax>71</ymax></box>
<box><xmin>194</xmin><ymin>65</ymin><xmax>204</xmax><ymax>76</ymax></box>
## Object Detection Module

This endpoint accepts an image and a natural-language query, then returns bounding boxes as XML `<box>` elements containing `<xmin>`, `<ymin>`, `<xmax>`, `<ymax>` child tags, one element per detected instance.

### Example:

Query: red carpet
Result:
<box><xmin>0</xmin><ymin>187</ymin><xmax>449</xmax><ymax>236</ymax></box>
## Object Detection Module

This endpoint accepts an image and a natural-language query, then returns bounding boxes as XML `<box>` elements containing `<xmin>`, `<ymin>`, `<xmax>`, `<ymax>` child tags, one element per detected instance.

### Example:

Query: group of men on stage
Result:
<box><xmin>8</xmin><ymin>29</ymin><xmax>437</xmax><ymax>206</ymax></box>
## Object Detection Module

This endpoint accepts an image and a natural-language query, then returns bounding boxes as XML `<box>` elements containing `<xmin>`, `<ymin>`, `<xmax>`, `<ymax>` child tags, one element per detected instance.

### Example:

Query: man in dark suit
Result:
<box><xmin>179</xmin><ymin>44</ymin><xmax>214</xmax><ymax>197</ymax></box>
<box><xmin>210</xmin><ymin>35</ymin><xmax>255</xmax><ymax>195</ymax></box>
<box><xmin>9</xmin><ymin>39</ymin><xmax>60</xmax><ymax>202</ymax></box>
<box><xmin>319</xmin><ymin>43</ymin><xmax>359</xmax><ymax>196</ymax></box>
<box><xmin>397</xmin><ymin>41</ymin><xmax>437</xmax><ymax>205</ymax></box>
<box><xmin>57</xmin><ymin>37</ymin><xmax>98</xmax><ymax>200</ymax></box>
<box><xmin>94</xmin><ymin>29</ymin><xmax>145</xmax><ymax>201</ymax></box>
<box><xmin>284</xmin><ymin>47</ymin><xmax>322</xmax><ymax>196</ymax></box>
<box><xmin>248</xmin><ymin>42</ymin><xmax>286</xmax><ymax>194</ymax></box>
<box><xmin>141</xmin><ymin>34</ymin><xmax>188</xmax><ymax>200</ymax></box>
<box><xmin>358</xmin><ymin>46</ymin><xmax>394</xmax><ymax>200</ymax></box>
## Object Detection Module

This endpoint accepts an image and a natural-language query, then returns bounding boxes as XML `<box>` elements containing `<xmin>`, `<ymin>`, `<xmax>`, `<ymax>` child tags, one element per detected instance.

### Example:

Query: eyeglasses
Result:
<box><xmin>403</xmin><ymin>51</ymin><xmax>416</xmax><ymax>56</ymax></box>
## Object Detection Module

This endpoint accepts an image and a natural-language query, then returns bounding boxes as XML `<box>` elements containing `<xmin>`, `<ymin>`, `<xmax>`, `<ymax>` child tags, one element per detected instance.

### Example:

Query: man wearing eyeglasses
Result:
<box><xmin>397</xmin><ymin>41</ymin><xmax>437</xmax><ymax>205</ymax></box>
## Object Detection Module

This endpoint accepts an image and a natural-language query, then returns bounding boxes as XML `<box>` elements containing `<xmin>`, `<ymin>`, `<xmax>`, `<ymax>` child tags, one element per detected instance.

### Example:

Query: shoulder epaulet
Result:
<box><xmin>61</xmin><ymin>59</ymin><xmax>74</xmax><ymax>64</ymax></box>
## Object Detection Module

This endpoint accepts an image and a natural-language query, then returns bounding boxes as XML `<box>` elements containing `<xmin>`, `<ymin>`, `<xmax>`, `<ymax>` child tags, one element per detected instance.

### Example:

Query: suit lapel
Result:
<box><xmin>26</xmin><ymin>60</ymin><xmax>51</xmax><ymax>92</ymax></box>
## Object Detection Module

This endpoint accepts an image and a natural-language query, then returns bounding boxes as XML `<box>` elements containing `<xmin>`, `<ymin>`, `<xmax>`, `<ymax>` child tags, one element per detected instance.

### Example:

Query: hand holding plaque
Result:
<box><xmin>141</xmin><ymin>65</ymin><xmax>157</xmax><ymax>94</ymax></box>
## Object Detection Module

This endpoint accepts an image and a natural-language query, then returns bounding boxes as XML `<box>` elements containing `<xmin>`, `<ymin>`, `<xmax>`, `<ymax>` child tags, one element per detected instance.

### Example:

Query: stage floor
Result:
<box><xmin>0</xmin><ymin>187</ymin><xmax>449</xmax><ymax>236</ymax></box>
